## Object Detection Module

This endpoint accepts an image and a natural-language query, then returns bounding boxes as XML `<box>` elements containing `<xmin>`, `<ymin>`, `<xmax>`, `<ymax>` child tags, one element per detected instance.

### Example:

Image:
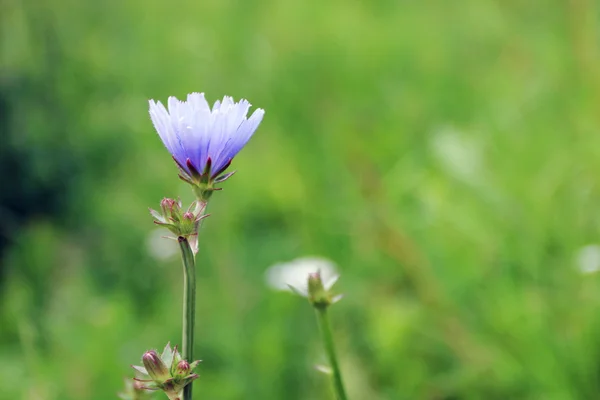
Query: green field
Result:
<box><xmin>2</xmin><ymin>1</ymin><xmax>600</xmax><ymax>399</ymax></box>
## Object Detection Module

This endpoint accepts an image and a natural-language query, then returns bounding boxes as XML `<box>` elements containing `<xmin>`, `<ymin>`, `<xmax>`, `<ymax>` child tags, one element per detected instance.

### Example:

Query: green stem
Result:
<box><xmin>178</xmin><ymin>237</ymin><xmax>196</xmax><ymax>400</ymax></box>
<box><xmin>315</xmin><ymin>307</ymin><xmax>348</xmax><ymax>400</ymax></box>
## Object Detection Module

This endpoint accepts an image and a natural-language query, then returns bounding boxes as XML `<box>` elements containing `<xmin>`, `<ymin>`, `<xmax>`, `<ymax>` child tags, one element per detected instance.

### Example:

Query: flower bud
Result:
<box><xmin>308</xmin><ymin>272</ymin><xmax>330</xmax><ymax>309</ymax></box>
<box><xmin>160</xmin><ymin>198</ymin><xmax>179</xmax><ymax>217</ymax></box>
<box><xmin>174</xmin><ymin>360</ymin><xmax>191</xmax><ymax>378</ymax></box>
<box><xmin>142</xmin><ymin>350</ymin><xmax>170</xmax><ymax>383</ymax></box>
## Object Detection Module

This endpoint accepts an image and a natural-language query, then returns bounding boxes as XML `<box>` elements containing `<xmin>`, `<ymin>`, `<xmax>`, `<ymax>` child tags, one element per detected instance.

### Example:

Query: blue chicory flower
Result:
<box><xmin>149</xmin><ymin>93</ymin><xmax>264</xmax><ymax>197</ymax></box>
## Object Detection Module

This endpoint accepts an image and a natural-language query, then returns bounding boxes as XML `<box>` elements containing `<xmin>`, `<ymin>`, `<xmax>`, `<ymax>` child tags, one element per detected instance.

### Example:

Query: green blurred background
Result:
<box><xmin>2</xmin><ymin>0</ymin><xmax>600</xmax><ymax>399</ymax></box>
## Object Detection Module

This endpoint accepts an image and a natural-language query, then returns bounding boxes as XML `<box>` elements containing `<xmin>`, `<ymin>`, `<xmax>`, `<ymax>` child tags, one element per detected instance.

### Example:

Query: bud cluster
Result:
<box><xmin>131</xmin><ymin>343</ymin><xmax>201</xmax><ymax>400</ymax></box>
<box><xmin>149</xmin><ymin>198</ymin><xmax>209</xmax><ymax>253</ymax></box>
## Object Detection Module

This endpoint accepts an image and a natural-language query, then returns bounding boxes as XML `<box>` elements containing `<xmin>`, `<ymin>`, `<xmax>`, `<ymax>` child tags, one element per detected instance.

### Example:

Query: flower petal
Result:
<box><xmin>214</xmin><ymin>107</ymin><xmax>264</xmax><ymax>170</ymax></box>
<box><xmin>187</xmin><ymin>92</ymin><xmax>210</xmax><ymax>113</ymax></box>
<box><xmin>206</xmin><ymin>111</ymin><xmax>229</xmax><ymax>172</ymax></box>
<box><xmin>324</xmin><ymin>274</ymin><xmax>339</xmax><ymax>290</ymax></box>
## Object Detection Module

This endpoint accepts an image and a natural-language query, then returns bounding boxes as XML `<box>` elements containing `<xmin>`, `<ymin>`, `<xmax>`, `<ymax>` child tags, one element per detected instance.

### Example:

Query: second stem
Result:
<box><xmin>179</xmin><ymin>237</ymin><xmax>196</xmax><ymax>400</ymax></box>
<box><xmin>316</xmin><ymin>307</ymin><xmax>348</xmax><ymax>400</ymax></box>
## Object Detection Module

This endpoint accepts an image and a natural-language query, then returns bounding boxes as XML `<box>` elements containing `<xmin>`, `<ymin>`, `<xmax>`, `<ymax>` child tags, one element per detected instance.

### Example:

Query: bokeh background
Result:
<box><xmin>2</xmin><ymin>0</ymin><xmax>600</xmax><ymax>399</ymax></box>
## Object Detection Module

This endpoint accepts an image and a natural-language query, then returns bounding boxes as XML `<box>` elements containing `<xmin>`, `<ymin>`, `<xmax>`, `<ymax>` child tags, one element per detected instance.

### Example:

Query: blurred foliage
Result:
<box><xmin>2</xmin><ymin>0</ymin><xmax>600</xmax><ymax>399</ymax></box>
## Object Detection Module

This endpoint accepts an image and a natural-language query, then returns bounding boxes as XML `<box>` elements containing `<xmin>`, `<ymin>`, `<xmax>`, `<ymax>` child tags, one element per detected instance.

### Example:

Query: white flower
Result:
<box><xmin>265</xmin><ymin>257</ymin><xmax>339</xmax><ymax>296</ymax></box>
<box><xmin>430</xmin><ymin>125</ymin><xmax>483</xmax><ymax>184</ymax></box>
<box><xmin>145</xmin><ymin>228</ymin><xmax>178</xmax><ymax>261</ymax></box>
<box><xmin>576</xmin><ymin>244</ymin><xmax>600</xmax><ymax>274</ymax></box>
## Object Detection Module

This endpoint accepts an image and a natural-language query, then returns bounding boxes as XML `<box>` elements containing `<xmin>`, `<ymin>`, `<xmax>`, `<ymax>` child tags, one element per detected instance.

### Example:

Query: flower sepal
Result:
<box><xmin>307</xmin><ymin>272</ymin><xmax>341</xmax><ymax>309</ymax></box>
<box><xmin>173</xmin><ymin>156</ymin><xmax>234</xmax><ymax>203</ymax></box>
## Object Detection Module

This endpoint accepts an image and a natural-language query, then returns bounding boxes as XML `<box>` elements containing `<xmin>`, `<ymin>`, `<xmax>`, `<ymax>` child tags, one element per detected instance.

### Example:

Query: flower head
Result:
<box><xmin>265</xmin><ymin>257</ymin><xmax>342</xmax><ymax>308</ymax></box>
<box><xmin>265</xmin><ymin>257</ymin><xmax>339</xmax><ymax>295</ymax></box>
<box><xmin>149</xmin><ymin>93</ymin><xmax>265</xmax><ymax>201</ymax></box>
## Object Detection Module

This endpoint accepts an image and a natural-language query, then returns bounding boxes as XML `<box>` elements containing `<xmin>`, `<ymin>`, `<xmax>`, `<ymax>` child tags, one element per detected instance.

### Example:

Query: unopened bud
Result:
<box><xmin>308</xmin><ymin>272</ymin><xmax>330</xmax><ymax>309</ymax></box>
<box><xmin>182</xmin><ymin>212</ymin><xmax>194</xmax><ymax>221</ymax></box>
<box><xmin>175</xmin><ymin>360</ymin><xmax>191</xmax><ymax>377</ymax></box>
<box><xmin>142</xmin><ymin>351</ymin><xmax>170</xmax><ymax>383</ymax></box>
<box><xmin>160</xmin><ymin>198</ymin><xmax>178</xmax><ymax>215</ymax></box>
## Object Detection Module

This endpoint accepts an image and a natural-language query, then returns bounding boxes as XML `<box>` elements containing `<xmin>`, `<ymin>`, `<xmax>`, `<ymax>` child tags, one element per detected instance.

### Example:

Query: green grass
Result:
<box><xmin>2</xmin><ymin>0</ymin><xmax>600</xmax><ymax>398</ymax></box>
